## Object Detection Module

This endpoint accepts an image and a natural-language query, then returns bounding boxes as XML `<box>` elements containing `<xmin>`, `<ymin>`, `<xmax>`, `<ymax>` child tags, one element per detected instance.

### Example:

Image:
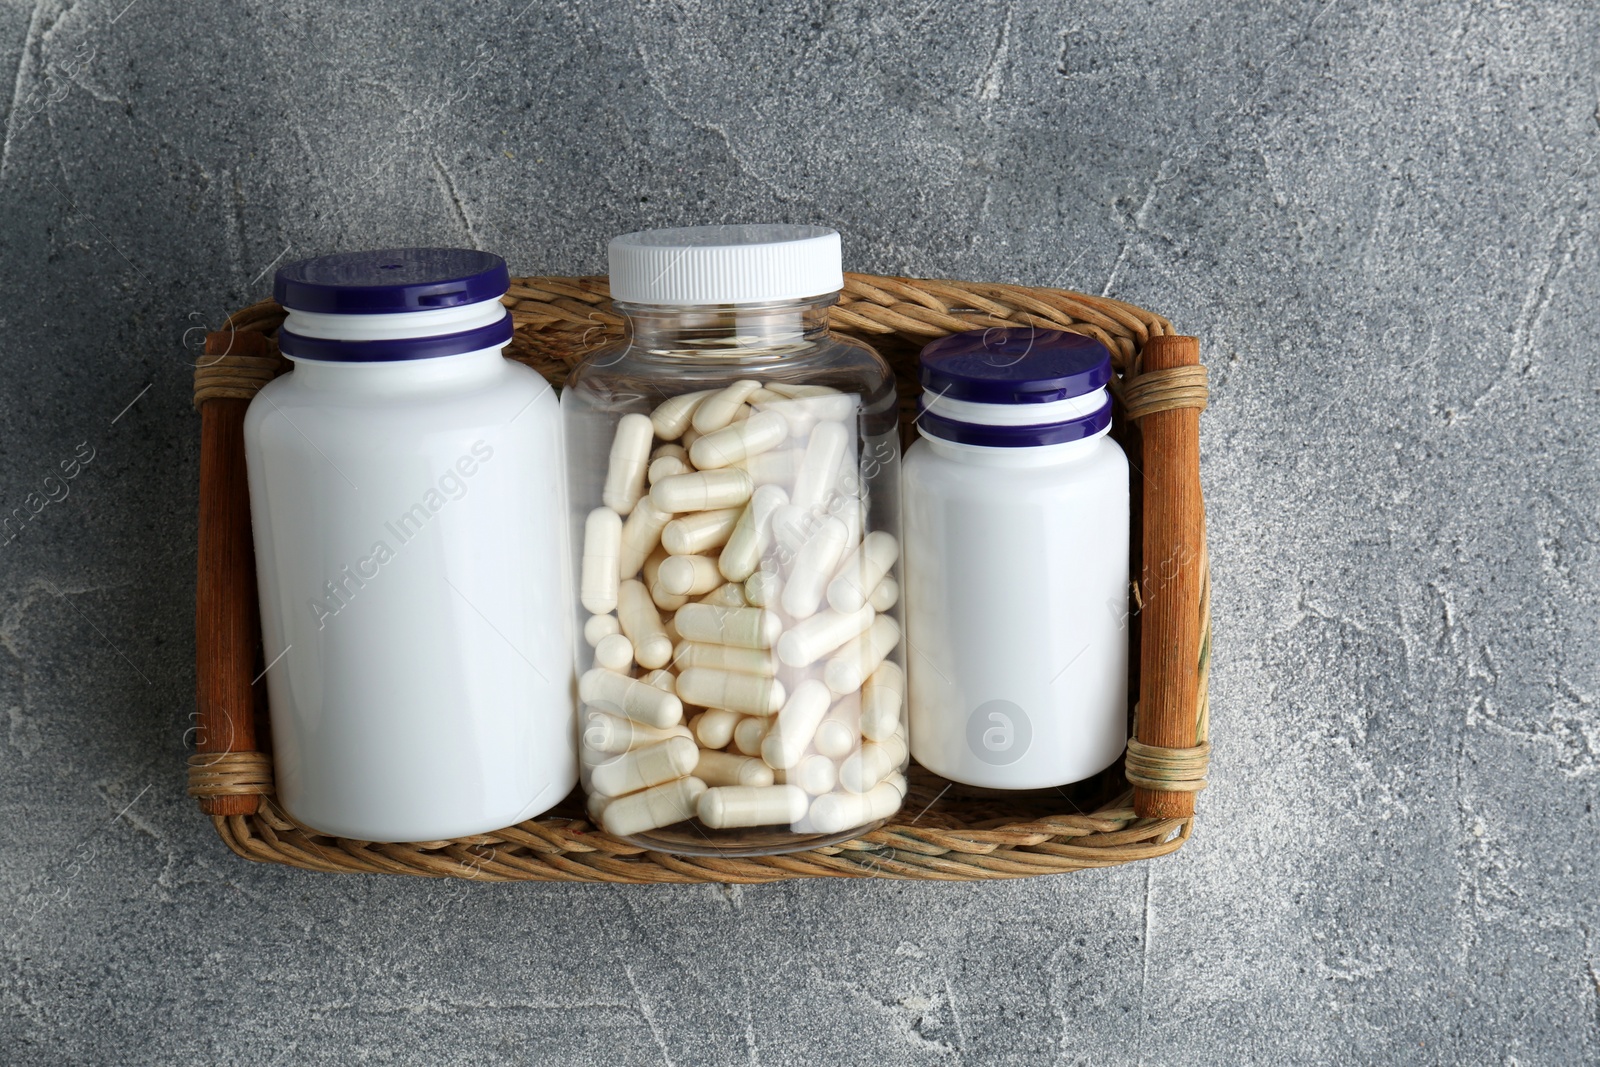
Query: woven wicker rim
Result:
<box><xmin>191</xmin><ymin>272</ymin><xmax>1210</xmax><ymax>882</ymax></box>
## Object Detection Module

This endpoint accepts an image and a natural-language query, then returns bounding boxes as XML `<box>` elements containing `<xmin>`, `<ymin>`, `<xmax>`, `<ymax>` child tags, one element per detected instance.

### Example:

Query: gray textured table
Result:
<box><xmin>2</xmin><ymin>2</ymin><xmax>1596</xmax><ymax>1063</ymax></box>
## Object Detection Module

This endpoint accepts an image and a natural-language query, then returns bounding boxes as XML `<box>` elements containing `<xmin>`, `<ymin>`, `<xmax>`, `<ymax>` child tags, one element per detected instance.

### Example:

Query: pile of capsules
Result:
<box><xmin>578</xmin><ymin>379</ymin><xmax>908</xmax><ymax>839</ymax></box>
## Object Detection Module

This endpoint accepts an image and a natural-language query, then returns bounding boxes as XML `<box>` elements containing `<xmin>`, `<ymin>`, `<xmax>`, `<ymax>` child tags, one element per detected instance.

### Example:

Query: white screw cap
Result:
<box><xmin>608</xmin><ymin>224</ymin><xmax>843</xmax><ymax>306</ymax></box>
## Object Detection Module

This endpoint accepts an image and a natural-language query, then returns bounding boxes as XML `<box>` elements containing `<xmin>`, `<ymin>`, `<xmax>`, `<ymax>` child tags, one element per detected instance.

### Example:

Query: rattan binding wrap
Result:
<box><xmin>191</xmin><ymin>273</ymin><xmax>1210</xmax><ymax>882</ymax></box>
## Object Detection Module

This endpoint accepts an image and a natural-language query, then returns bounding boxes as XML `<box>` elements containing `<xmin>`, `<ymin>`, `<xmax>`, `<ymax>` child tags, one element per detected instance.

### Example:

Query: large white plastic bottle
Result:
<box><xmin>903</xmin><ymin>328</ymin><xmax>1129</xmax><ymax>789</ymax></box>
<box><xmin>243</xmin><ymin>248</ymin><xmax>575</xmax><ymax>841</ymax></box>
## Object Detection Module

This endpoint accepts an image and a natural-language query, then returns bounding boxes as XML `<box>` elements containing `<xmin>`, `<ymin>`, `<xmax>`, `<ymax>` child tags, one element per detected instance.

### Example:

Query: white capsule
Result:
<box><xmin>813</xmin><ymin>696</ymin><xmax>860</xmax><ymax>759</ymax></box>
<box><xmin>826</xmin><ymin>531</ymin><xmax>899</xmax><ymax>614</ymax></box>
<box><xmin>839</xmin><ymin>731</ymin><xmax>908</xmax><ymax>793</ymax></box>
<box><xmin>792</xmin><ymin>753</ymin><xmax>838</xmax><ymax>795</ymax></box>
<box><xmin>732</xmin><ymin>715</ymin><xmax>768</xmax><ymax>756</ymax></box>
<box><xmin>766</xmin><ymin>382</ymin><xmax>843</xmax><ymax>399</ymax></box>
<box><xmin>824</xmin><ymin>615</ymin><xmax>901</xmax><ymax>694</ymax></box>
<box><xmin>688</xmin><ymin>409</ymin><xmax>787</xmax><ymax>470</ymax></box>
<box><xmin>769</xmin><ymin>503</ymin><xmax>814</xmax><ymax>555</ymax></box>
<box><xmin>775</xmin><ymin>606</ymin><xmax>875</xmax><ymax>668</ymax></box>
<box><xmin>581</xmin><ymin>726</ymin><xmax>695</xmax><ymax>769</ymax></box>
<box><xmin>616</xmin><ymin>579</ymin><xmax>673</xmax><ymax>669</ymax></box>
<box><xmin>735</xmin><ymin>448</ymin><xmax>802</xmax><ymax>486</ymax></box>
<box><xmin>650</xmin><ymin>442</ymin><xmax>688</xmax><ymax>463</ymax></box>
<box><xmin>583</xmin><ymin>612</ymin><xmax>621</xmax><ymax>647</ymax></box>
<box><xmin>618</xmin><ymin>497</ymin><xmax>673</xmax><ymax>578</ymax></box>
<box><xmin>808</xmin><ymin>775</ymin><xmax>905</xmax><ymax>834</ymax></box>
<box><xmin>602</xmin><ymin>777</ymin><xmax>706</xmax><ymax>836</ymax></box>
<box><xmin>589</xmin><ymin>735</ymin><xmax>698</xmax><ymax>797</ymax></box>
<box><xmin>691</xmin><ymin>380</ymin><xmax>763</xmax><ymax>433</ymax></box>
<box><xmin>748</xmin><ymin>386</ymin><xmax>786</xmax><ymax>404</ymax></box>
<box><xmin>672</xmin><ymin>640</ymin><xmax>777</xmax><ymax>676</ymax></box>
<box><xmin>681</xmin><ymin>425</ymin><xmax>701</xmax><ymax>449</ymax></box>
<box><xmin>580</xmin><ymin>507</ymin><xmax>623</xmax><ymax>614</ymax></box>
<box><xmin>640</xmin><ymin>669</ymin><xmax>677</xmax><ymax>694</ymax></box>
<box><xmin>642</xmin><ymin>548</ymin><xmax>689</xmax><ymax>611</ymax></box>
<box><xmin>697</xmin><ymin>784</ymin><xmax>809</xmax><ymax>828</ymax></box>
<box><xmin>579</xmin><ymin>709</ymin><xmax>691</xmax><ymax>757</ymax></box>
<box><xmin>782</xmin><ymin>517</ymin><xmax>850</xmax><ymax>619</ymax></box>
<box><xmin>694</xmin><ymin>708</ymin><xmax>741</xmax><ymax>749</ymax></box>
<box><xmin>673</xmin><ymin>603</ymin><xmax>783</xmax><ymax>649</ymax></box>
<box><xmin>601</xmin><ymin>413</ymin><xmax>653</xmax><ymax>516</ymax></box>
<box><xmin>760</xmin><ymin>679</ymin><xmax>833</xmax><ymax>769</ymax></box>
<box><xmin>694</xmin><ymin>750</ymin><xmax>776</xmax><ymax>788</ymax></box>
<box><xmin>657</xmin><ymin>554</ymin><xmax>724</xmax><ymax>597</ymax></box>
<box><xmin>793</xmin><ymin>391</ymin><xmax>857</xmax><ymax>422</ymax></box>
<box><xmin>757</xmin><ymin>394</ymin><xmax>857</xmax><ymax>438</ymax></box>
<box><xmin>579</xmin><ymin>668</ymin><xmax>683</xmax><ymax>729</ymax></box>
<box><xmin>661</xmin><ymin>507</ymin><xmax>742</xmax><ymax>556</ymax></box>
<box><xmin>647</xmin><ymin>454</ymin><xmax>690</xmax><ymax>485</ymax></box>
<box><xmin>697</xmin><ymin>582</ymin><xmax>748</xmax><ymax>609</ymax></box>
<box><xmin>650</xmin><ymin>389</ymin><xmax>715</xmax><ymax>440</ymax></box>
<box><xmin>868</xmin><ymin>575</ymin><xmax>899</xmax><ymax>612</ymax></box>
<box><xmin>791</xmin><ymin>420</ymin><xmax>848</xmax><ymax>512</ymax></box>
<box><xmin>718</xmin><ymin>483</ymin><xmax>789</xmax><ymax>582</ymax></box>
<box><xmin>830</xmin><ymin>491</ymin><xmax>864</xmax><ymax>549</ymax></box>
<box><xmin>593</xmin><ymin>632</ymin><xmax>634</xmax><ymax>672</ymax></box>
<box><xmin>753</xmin><ymin>398</ymin><xmax>818</xmax><ymax>437</ymax></box>
<box><xmin>833</xmin><ymin>447</ymin><xmax>867</xmax><ymax>504</ymax></box>
<box><xmin>586</xmin><ymin>791</ymin><xmax>611</xmax><ymax>824</ymax></box>
<box><xmin>676</xmin><ymin>667</ymin><xmax>785</xmax><ymax>715</ymax></box>
<box><xmin>860</xmin><ymin>661</ymin><xmax>905</xmax><ymax>741</ymax></box>
<box><xmin>743</xmin><ymin>570</ymin><xmax>781</xmax><ymax>608</ymax></box>
<box><xmin>651</xmin><ymin>468</ymin><xmax>754</xmax><ymax>513</ymax></box>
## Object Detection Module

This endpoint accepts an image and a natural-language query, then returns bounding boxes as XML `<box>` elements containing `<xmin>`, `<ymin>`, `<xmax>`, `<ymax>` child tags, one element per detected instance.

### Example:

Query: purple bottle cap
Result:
<box><xmin>274</xmin><ymin>248</ymin><xmax>513</xmax><ymax>362</ymax></box>
<box><xmin>918</xmin><ymin>328</ymin><xmax>1112</xmax><ymax>404</ymax></box>
<box><xmin>916</xmin><ymin>328</ymin><xmax>1114</xmax><ymax>449</ymax></box>
<box><xmin>274</xmin><ymin>248</ymin><xmax>510</xmax><ymax>314</ymax></box>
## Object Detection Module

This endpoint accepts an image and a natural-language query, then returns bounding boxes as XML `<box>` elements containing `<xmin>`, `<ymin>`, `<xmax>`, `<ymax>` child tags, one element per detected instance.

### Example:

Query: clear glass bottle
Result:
<box><xmin>562</xmin><ymin>225</ymin><xmax>907</xmax><ymax>855</ymax></box>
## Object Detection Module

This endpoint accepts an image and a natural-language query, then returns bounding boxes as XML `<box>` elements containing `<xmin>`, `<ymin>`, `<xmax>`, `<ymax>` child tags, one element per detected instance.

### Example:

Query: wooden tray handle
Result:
<box><xmin>191</xmin><ymin>330</ymin><xmax>270</xmax><ymax>815</ymax></box>
<box><xmin>1124</xmin><ymin>335</ymin><xmax>1210</xmax><ymax>819</ymax></box>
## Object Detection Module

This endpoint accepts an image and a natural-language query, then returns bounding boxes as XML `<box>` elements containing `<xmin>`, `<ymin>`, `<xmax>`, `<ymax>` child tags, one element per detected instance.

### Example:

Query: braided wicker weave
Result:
<box><xmin>190</xmin><ymin>273</ymin><xmax>1210</xmax><ymax>882</ymax></box>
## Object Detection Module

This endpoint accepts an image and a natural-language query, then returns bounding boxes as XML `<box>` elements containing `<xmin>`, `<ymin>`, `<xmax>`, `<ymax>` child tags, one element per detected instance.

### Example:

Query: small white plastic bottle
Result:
<box><xmin>903</xmin><ymin>328</ymin><xmax>1128</xmax><ymax>789</ymax></box>
<box><xmin>244</xmin><ymin>248</ymin><xmax>576</xmax><ymax>841</ymax></box>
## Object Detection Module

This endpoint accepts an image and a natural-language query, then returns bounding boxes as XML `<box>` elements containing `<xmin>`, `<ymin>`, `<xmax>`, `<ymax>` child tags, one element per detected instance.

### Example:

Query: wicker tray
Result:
<box><xmin>189</xmin><ymin>273</ymin><xmax>1210</xmax><ymax>883</ymax></box>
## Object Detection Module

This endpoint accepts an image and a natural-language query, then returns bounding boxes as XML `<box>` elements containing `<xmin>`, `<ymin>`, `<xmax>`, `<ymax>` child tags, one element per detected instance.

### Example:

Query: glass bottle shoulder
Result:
<box><xmin>563</xmin><ymin>333</ymin><xmax>893</xmax><ymax>411</ymax></box>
